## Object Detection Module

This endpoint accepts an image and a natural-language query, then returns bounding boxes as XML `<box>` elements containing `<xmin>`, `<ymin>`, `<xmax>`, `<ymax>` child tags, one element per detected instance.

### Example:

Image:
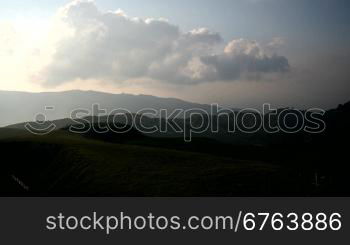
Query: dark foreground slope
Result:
<box><xmin>0</xmin><ymin>129</ymin><xmax>320</xmax><ymax>196</ymax></box>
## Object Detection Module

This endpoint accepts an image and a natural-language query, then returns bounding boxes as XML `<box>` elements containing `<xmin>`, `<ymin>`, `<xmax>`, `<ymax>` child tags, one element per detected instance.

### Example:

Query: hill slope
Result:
<box><xmin>0</xmin><ymin>131</ymin><xmax>297</xmax><ymax>196</ymax></box>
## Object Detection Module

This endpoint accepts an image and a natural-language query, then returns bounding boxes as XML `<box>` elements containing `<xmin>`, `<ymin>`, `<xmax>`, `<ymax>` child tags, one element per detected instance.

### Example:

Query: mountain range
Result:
<box><xmin>0</xmin><ymin>90</ymin><xmax>349</xmax><ymax>195</ymax></box>
<box><xmin>0</xmin><ymin>90</ymin><xmax>214</xmax><ymax>127</ymax></box>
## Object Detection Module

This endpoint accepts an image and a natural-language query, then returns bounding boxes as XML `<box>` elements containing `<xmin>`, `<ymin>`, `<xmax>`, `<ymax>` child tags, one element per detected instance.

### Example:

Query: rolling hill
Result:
<box><xmin>0</xmin><ymin>94</ymin><xmax>349</xmax><ymax>196</ymax></box>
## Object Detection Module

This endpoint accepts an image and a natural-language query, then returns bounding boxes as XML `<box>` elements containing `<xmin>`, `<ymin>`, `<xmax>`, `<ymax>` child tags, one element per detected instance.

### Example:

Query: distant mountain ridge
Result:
<box><xmin>4</xmin><ymin>100</ymin><xmax>350</xmax><ymax>147</ymax></box>
<box><xmin>0</xmin><ymin>90</ymin><xmax>214</xmax><ymax>127</ymax></box>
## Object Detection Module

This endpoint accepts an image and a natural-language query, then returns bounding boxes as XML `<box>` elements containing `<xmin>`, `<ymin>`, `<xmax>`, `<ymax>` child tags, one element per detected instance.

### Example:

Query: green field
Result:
<box><xmin>0</xmin><ymin>129</ymin><xmax>306</xmax><ymax>196</ymax></box>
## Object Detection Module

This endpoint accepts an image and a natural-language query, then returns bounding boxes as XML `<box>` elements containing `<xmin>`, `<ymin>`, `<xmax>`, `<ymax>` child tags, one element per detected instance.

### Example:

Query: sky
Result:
<box><xmin>0</xmin><ymin>0</ymin><xmax>349</xmax><ymax>109</ymax></box>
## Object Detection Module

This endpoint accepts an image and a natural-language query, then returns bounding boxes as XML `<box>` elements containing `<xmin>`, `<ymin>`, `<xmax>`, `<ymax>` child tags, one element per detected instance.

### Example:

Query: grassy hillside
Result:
<box><xmin>1</xmin><ymin>101</ymin><xmax>349</xmax><ymax>196</ymax></box>
<box><xmin>0</xmin><ymin>129</ymin><xmax>312</xmax><ymax>196</ymax></box>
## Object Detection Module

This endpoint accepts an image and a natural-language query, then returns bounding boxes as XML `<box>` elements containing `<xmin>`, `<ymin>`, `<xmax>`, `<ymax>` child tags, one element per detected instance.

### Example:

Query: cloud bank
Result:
<box><xmin>34</xmin><ymin>0</ymin><xmax>289</xmax><ymax>86</ymax></box>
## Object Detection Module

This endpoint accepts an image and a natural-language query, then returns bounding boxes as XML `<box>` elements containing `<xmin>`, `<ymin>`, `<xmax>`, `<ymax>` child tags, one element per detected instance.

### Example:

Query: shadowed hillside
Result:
<box><xmin>0</xmin><ymin>101</ymin><xmax>349</xmax><ymax>196</ymax></box>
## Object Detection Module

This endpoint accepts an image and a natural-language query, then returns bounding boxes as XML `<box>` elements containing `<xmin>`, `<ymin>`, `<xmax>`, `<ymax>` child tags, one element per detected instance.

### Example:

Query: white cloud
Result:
<box><xmin>267</xmin><ymin>37</ymin><xmax>286</xmax><ymax>48</ymax></box>
<box><xmin>0</xmin><ymin>0</ymin><xmax>289</xmax><ymax>88</ymax></box>
<box><xmin>201</xmin><ymin>39</ymin><xmax>289</xmax><ymax>81</ymax></box>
